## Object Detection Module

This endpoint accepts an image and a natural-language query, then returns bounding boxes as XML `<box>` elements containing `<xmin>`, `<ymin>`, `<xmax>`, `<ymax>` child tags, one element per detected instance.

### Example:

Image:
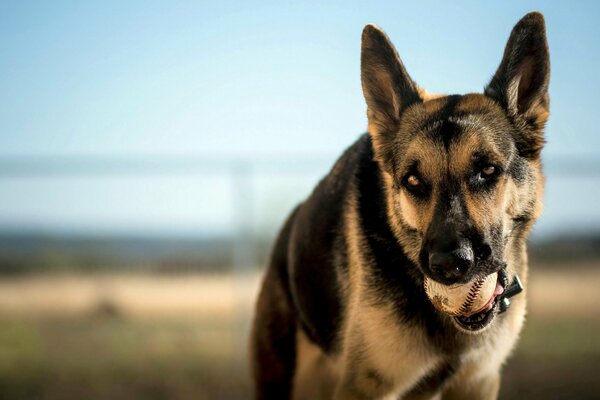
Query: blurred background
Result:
<box><xmin>0</xmin><ymin>1</ymin><xmax>599</xmax><ymax>399</ymax></box>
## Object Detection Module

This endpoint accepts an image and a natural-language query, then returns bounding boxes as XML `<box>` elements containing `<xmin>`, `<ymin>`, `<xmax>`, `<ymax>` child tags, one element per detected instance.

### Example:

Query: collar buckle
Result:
<box><xmin>498</xmin><ymin>274</ymin><xmax>523</xmax><ymax>313</ymax></box>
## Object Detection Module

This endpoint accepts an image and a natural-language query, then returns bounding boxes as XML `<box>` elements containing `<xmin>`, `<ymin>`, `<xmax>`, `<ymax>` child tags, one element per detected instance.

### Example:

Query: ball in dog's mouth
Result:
<box><xmin>453</xmin><ymin>269</ymin><xmax>508</xmax><ymax>332</ymax></box>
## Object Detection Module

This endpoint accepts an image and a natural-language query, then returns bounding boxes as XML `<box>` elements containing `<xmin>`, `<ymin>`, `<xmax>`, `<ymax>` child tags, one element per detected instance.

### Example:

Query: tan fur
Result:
<box><xmin>293</xmin><ymin>328</ymin><xmax>339</xmax><ymax>400</ymax></box>
<box><xmin>382</xmin><ymin>170</ymin><xmax>422</xmax><ymax>265</ymax></box>
<box><xmin>338</xmin><ymin>304</ymin><xmax>442</xmax><ymax>400</ymax></box>
<box><xmin>398</xmin><ymin>190</ymin><xmax>420</xmax><ymax>229</ymax></box>
<box><xmin>418</xmin><ymin>89</ymin><xmax>444</xmax><ymax>101</ymax></box>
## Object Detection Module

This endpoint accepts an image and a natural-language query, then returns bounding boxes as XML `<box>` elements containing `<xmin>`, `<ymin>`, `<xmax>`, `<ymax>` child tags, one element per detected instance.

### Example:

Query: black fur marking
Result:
<box><xmin>420</xmin><ymin>95</ymin><xmax>463</xmax><ymax>149</ymax></box>
<box><xmin>421</xmin><ymin>172</ymin><xmax>503</xmax><ymax>285</ymax></box>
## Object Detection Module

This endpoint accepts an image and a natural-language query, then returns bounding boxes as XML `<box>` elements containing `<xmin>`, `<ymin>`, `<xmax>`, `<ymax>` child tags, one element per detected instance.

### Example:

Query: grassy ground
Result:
<box><xmin>0</xmin><ymin>316</ymin><xmax>249</xmax><ymax>400</ymax></box>
<box><xmin>0</xmin><ymin>267</ymin><xmax>598</xmax><ymax>399</ymax></box>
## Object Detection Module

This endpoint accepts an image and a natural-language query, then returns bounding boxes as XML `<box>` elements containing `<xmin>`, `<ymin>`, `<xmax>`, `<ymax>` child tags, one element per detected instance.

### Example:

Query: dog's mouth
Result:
<box><xmin>452</xmin><ymin>269</ymin><xmax>510</xmax><ymax>332</ymax></box>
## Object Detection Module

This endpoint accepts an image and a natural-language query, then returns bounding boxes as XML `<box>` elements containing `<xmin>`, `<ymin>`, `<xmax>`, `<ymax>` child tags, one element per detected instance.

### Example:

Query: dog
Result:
<box><xmin>251</xmin><ymin>11</ymin><xmax>549</xmax><ymax>400</ymax></box>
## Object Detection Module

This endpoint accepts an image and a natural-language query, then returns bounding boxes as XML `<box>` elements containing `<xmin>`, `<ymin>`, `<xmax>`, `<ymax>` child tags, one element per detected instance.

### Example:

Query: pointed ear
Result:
<box><xmin>361</xmin><ymin>24</ymin><xmax>421</xmax><ymax>141</ymax></box>
<box><xmin>485</xmin><ymin>12</ymin><xmax>550</xmax><ymax>158</ymax></box>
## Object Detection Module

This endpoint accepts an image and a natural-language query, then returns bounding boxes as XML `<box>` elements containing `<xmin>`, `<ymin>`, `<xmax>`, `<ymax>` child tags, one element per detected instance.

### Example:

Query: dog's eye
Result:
<box><xmin>407</xmin><ymin>175</ymin><xmax>421</xmax><ymax>187</ymax></box>
<box><xmin>403</xmin><ymin>173</ymin><xmax>429</xmax><ymax>197</ymax></box>
<box><xmin>481</xmin><ymin>165</ymin><xmax>496</xmax><ymax>177</ymax></box>
<box><xmin>402</xmin><ymin>171</ymin><xmax>429</xmax><ymax>197</ymax></box>
<box><xmin>474</xmin><ymin>164</ymin><xmax>502</xmax><ymax>186</ymax></box>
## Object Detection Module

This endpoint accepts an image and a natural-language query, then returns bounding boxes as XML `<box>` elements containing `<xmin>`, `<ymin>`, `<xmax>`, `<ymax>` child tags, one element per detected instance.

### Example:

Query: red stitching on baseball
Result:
<box><xmin>458</xmin><ymin>277</ymin><xmax>485</xmax><ymax>315</ymax></box>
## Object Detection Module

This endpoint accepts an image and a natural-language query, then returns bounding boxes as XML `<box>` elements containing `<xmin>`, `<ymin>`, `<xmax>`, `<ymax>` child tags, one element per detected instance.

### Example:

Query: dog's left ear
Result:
<box><xmin>361</xmin><ymin>24</ymin><xmax>422</xmax><ymax>168</ymax></box>
<box><xmin>485</xmin><ymin>12</ymin><xmax>550</xmax><ymax>158</ymax></box>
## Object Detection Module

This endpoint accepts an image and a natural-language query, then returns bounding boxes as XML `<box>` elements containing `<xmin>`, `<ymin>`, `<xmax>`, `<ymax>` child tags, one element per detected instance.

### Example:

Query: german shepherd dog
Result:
<box><xmin>251</xmin><ymin>12</ymin><xmax>549</xmax><ymax>400</ymax></box>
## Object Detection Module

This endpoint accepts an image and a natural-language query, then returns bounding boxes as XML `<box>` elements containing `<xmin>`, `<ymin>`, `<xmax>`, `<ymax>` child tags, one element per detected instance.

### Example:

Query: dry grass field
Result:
<box><xmin>0</xmin><ymin>265</ymin><xmax>598</xmax><ymax>399</ymax></box>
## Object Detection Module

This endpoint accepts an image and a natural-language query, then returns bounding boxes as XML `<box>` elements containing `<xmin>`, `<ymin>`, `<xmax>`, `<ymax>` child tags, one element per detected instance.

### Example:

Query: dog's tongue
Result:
<box><xmin>493</xmin><ymin>282</ymin><xmax>505</xmax><ymax>296</ymax></box>
<box><xmin>465</xmin><ymin>281</ymin><xmax>504</xmax><ymax>317</ymax></box>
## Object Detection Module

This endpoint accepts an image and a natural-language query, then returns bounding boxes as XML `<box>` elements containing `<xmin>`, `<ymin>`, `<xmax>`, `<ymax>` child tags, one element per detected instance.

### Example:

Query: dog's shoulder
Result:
<box><xmin>284</xmin><ymin>133</ymin><xmax>373</xmax><ymax>352</ymax></box>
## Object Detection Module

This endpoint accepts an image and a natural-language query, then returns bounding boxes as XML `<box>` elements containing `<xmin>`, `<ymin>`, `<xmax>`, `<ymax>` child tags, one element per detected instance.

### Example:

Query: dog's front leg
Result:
<box><xmin>250</xmin><ymin>266</ymin><xmax>297</xmax><ymax>400</ymax></box>
<box><xmin>442</xmin><ymin>371</ymin><xmax>500</xmax><ymax>400</ymax></box>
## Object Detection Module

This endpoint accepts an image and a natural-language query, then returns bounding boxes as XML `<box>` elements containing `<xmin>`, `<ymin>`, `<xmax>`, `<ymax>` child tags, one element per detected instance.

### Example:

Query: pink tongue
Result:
<box><xmin>494</xmin><ymin>282</ymin><xmax>505</xmax><ymax>296</ymax></box>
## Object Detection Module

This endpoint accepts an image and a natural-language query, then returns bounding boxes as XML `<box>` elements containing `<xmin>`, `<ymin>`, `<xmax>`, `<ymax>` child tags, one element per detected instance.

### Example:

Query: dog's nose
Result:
<box><xmin>429</xmin><ymin>249</ymin><xmax>474</xmax><ymax>284</ymax></box>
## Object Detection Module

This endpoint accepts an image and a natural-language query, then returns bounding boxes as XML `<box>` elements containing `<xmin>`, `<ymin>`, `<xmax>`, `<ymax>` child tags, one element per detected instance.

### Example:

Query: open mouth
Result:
<box><xmin>453</xmin><ymin>269</ymin><xmax>510</xmax><ymax>332</ymax></box>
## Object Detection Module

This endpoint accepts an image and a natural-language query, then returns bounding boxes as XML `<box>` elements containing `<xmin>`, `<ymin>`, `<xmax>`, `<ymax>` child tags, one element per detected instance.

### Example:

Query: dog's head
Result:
<box><xmin>360</xmin><ymin>13</ymin><xmax>549</xmax><ymax>319</ymax></box>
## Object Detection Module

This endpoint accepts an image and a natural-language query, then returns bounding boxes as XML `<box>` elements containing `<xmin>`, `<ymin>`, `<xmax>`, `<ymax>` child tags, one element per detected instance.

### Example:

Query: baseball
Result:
<box><xmin>424</xmin><ymin>272</ymin><xmax>498</xmax><ymax>317</ymax></box>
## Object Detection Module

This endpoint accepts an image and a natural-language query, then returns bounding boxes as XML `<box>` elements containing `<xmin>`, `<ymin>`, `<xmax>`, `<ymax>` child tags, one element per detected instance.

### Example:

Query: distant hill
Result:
<box><xmin>0</xmin><ymin>233</ymin><xmax>246</xmax><ymax>275</ymax></box>
<box><xmin>529</xmin><ymin>233</ymin><xmax>600</xmax><ymax>266</ymax></box>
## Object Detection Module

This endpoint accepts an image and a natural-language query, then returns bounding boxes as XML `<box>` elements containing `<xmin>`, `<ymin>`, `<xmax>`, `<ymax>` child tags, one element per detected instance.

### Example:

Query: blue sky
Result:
<box><xmin>0</xmin><ymin>1</ymin><xmax>599</xmax><ymax>237</ymax></box>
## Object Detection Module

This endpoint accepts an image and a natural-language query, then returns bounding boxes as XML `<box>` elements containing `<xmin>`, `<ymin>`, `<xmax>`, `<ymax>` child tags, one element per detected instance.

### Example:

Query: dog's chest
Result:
<box><xmin>345</xmin><ymin>303</ymin><xmax>444</xmax><ymax>395</ymax></box>
<box><xmin>346</xmin><ymin>299</ymin><xmax>522</xmax><ymax>397</ymax></box>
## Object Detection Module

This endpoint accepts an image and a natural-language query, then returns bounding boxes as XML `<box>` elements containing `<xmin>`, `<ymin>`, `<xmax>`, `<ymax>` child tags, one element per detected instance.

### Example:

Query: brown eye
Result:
<box><xmin>407</xmin><ymin>175</ymin><xmax>421</xmax><ymax>187</ymax></box>
<box><xmin>481</xmin><ymin>165</ymin><xmax>496</xmax><ymax>177</ymax></box>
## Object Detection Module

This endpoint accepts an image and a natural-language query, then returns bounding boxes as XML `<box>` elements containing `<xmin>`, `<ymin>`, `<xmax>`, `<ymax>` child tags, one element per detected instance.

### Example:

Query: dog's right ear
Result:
<box><xmin>485</xmin><ymin>12</ymin><xmax>550</xmax><ymax>159</ymax></box>
<box><xmin>361</xmin><ymin>25</ymin><xmax>421</xmax><ymax>162</ymax></box>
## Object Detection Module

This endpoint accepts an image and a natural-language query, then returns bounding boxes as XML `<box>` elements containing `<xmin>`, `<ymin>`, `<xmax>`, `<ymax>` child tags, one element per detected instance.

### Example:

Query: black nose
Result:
<box><xmin>429</xmin><ymin>249</ymin><xmax>474</xmax><ymax>284</ymax></box>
